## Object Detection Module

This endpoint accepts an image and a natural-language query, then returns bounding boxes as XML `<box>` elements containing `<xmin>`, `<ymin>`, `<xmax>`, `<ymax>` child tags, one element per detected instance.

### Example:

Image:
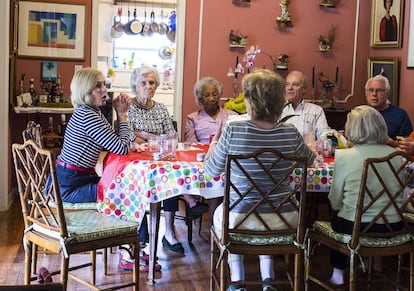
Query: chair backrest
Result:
<box><xmin>351</xmin><ymin>150</ymin><xmax>414</xmax><ymax>247</ymax></box>
<box><xmin>22</xmin><ymin>121</ymin><xmax>44</xmax><ymax>148</ymax></box>
<box><xmin>12</xmin><ymin>140</ymin><xmax>68</xmax><ymax>238</ymax></box>
<box><xmin>220</xmin><ymin>148</ymin><xmax>308</xmax><ymax>244</ymax></box>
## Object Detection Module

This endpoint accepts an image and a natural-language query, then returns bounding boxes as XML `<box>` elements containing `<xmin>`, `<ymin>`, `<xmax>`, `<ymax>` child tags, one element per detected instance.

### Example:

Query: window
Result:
<box><xmin>111</xmin><ymin>5</ymin><xmax>176</xmax><ymax>90</ymax></box>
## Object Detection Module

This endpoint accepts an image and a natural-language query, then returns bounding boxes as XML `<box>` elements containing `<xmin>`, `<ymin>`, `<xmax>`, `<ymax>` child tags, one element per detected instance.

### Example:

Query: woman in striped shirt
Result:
<box><xmin>204</xmin><ymin>69</ymin><xmax>315</xmax><ymax>291</ymax></box>
<box><xmin>54</xmin><ymin>68</ymin><xmax>133</xmax><ymax>203</ymax></box>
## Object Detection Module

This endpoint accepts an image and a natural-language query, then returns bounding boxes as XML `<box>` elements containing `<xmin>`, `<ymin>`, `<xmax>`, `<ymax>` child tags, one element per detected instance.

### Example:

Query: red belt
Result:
<box><xmin>56</xmin><ymin>159</ymin><xmax>96</xmax><ymax>174</ymax></box>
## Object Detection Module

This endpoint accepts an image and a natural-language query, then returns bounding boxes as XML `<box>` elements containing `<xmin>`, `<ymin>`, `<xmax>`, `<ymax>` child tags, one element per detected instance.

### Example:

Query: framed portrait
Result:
<box><xmin>370</xmin><ymin>0</ymin><xmax>404</xmax><ymax>48</ymax></box>
<box><xmin>17</xmin><ymin>1</ymin><xmax>86</xmax><ymax>60</ymax></box>
<box><xmin>368</xmin><ymin>57</ymin><xmax>399</xmax><ymax>105</ymax></box>
<box><xmin>407</xmin><ymin>1</ymin><xmax>414</xmax><ymax>67</ymax></box>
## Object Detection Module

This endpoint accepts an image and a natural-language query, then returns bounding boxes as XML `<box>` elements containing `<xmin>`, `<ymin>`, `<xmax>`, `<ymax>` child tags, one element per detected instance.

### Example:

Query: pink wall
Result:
<box><xmin>182</xmin><ymin>0</ymin><xmax>414</xmax><ymax>128</ymax></box>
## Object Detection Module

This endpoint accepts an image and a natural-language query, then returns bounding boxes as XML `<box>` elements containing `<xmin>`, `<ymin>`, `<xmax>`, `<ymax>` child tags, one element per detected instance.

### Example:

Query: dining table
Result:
<box><xmin>97</xmin><ymin>144</ymin><xmax>335</xmax><ymax>285</ymax></box>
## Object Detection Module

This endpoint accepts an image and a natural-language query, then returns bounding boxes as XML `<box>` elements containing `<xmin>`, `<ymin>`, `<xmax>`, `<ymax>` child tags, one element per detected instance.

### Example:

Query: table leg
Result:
<box><xmin>147</xmin><ymin>201</ymin><xmax>161</xmax><ymax>285</ymax></box>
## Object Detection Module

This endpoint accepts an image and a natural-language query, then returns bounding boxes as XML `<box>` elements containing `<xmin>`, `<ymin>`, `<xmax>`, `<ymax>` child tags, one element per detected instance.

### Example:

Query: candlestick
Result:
<box><xmin>312</xmin><ymin>66</ymin><xmax>315</xmax><ymax>89</ymax></box>
<box><xmin>235</xmin><ymin>56</ymin><xmax>239</xmax><ymax>79</ymax></box>
<box><xmin>335</xmin><ymin>66</ymin><xmax>339</xmax><ymax>83</ymax></box>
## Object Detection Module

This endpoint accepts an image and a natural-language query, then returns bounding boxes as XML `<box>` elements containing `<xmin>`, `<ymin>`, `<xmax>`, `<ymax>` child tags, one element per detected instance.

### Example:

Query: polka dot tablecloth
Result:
<box><xmin>290</xmin><ymin>161</ymin><xmax>334</xmax><ymax>193</ymax></box>
<box><xmin>97</xmin><ymin>150</ymin><xmax>334</xmax><ymax>225</ymax></box>
<box><xmin>97</xmin><ymin>149</ymin><xmax>225</xmax><ymax>224</ymax></box>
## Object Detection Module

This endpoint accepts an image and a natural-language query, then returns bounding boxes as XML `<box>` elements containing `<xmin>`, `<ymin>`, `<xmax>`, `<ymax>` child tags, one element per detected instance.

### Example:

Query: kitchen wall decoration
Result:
<box><xmin>18</xmin><ymin>1</ymin><xmax>86</xmax><ymax>60</ymax></box>
<box><xmin>370</xmin><ymin>0</ymin><xmax>404</xmax><ymax>48</ymax></box>
<box><xmin>229</xmin><ymin>29</ymin><xmax>247</xmax><ymax>48</ymax></box>
<box><xmin>368</xmin><ymin>57</ymin><xmax>399</xmax><ymax>105</ymax></box>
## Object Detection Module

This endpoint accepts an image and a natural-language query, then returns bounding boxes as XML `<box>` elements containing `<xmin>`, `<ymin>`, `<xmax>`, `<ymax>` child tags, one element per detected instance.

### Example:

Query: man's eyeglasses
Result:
<box><xmin>366</xmin><ymin>88</ymin><xmax>386</xmax><ymax>94</ymax></box>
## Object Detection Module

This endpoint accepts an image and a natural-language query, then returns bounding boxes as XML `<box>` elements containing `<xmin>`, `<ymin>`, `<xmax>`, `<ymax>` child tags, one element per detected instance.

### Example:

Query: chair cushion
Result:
<box><xmin>213</xmin><ymin>228</ymin><xmax>296</xmax><ymax>246</ymax></box>
<box><xmin>403</xmin><ymin>212</ymin><xmax>414</xmax><ymax>222</ymax></box>
<box><xmin>32</xmin><ymin>210</ymin><xmax>138</xmax><ymax>244</ymax></box>
<box><xmin>313</xmin><ymin>220</ymin><xmax>412</xmax><ymax>247</ymax></box>
<box><xmin>48</xmin><ymin>201</ymin><xmax>98</xmax><ymax>211</ymax></box>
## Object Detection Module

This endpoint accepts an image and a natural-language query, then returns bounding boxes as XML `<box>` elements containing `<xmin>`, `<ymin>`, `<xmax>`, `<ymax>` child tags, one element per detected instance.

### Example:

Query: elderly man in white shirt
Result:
<box><xmin>280</xmin><ymin>70</ymin><xmax>331</xmax><ymax>141</ymax></box>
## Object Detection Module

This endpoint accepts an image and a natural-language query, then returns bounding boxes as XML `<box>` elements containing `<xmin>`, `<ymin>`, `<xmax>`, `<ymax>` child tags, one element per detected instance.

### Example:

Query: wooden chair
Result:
<box><xmin>0</xmin><ymin>283</ymin><xmax>63</xmax><ymax>291</ymax></box>
<box><xmin>21</xmin><ymin>121</ymin><xmax>111</xmax><ymax>275</ymax></box>
<box><xmin>305</xmin><ymin>151</ymin><xmax>414</xmax><ymax>291</ymax></box>
<box><xmin>12</xmin><ymin>140</ymin><xmax>140</xmax><ymax>290</ymax></box>
<box><xmin>210</xmin><ymin>148</ymin><xmax>309</xmax><ymax>291</ymax></box>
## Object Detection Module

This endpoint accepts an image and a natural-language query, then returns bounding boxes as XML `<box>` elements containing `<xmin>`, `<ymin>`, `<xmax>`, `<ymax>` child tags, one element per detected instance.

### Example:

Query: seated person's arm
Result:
<box><xmin>184</xmin><ymin>116</ymin><xmax>198</xmax><ymax>142</ymax></box>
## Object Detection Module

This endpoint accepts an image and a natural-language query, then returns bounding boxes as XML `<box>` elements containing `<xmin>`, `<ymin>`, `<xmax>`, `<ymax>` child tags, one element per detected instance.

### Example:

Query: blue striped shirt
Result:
<box><xmin>204</xmin><ymin>121</ymin><xmax>315</xmax><ymax>213</ymax></box>
<box><xmin>58</xmin><ymin>104</ymin><xmax>131</xmax><ymax>169</ymax></box>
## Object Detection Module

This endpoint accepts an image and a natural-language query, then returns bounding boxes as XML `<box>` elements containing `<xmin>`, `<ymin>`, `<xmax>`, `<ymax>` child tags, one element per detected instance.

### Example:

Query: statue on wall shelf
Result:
<box><xmin>319</xmin><ymin>25</ymin><xmax>335</xmax><ymax>51</ymax></box>
<box><xmin>320</xmin><ymin>0</ymin><xmax>336</xmax><ymax>8</ymax></box>
<box><xmin>277</xmin><ymin>0</ymin><xmax>291</xmax><ymax>21</ymax></box>
<box><xmin>229</xmin><ymin>29</ymin><xmax>248</xmax><ymax>47</ymax></box>
<box><xmin>277</xmin><ymin>54</ymin><xmax>289</xmax><ymax>70</ymax></box>
<box><xmin>319</xmin><ymin>72</ymin><xmax>336</xmax><ymax>108</ymax></box>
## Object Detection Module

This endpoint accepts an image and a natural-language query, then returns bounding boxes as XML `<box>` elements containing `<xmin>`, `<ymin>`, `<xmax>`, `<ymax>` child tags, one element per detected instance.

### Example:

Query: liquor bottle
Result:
<box><xmin>58</xmin><ymin>114</ymin><xmax>67</xmax><ymax>137</ymax></box>
<box><xmin>29</xmin><ymin>78</ymin><xmax>38</xmax><ymax>106</ymax></box>
<box><xmin>44</xmin><ymin>117</ymin><xmax>57</xmax><ymax>148</ymax></box>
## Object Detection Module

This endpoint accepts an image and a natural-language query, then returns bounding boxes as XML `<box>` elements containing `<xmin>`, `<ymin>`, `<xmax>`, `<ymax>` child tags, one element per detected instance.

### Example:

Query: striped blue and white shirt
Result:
<box><xmin>58</xmin><ymin>104</ymin><xmax>131</xmax><ymax>169</ymax></box>
<box><xmin>204</xmin><ymin>120</ymin><xmax>315</xmax><ymax>213</ymax></box>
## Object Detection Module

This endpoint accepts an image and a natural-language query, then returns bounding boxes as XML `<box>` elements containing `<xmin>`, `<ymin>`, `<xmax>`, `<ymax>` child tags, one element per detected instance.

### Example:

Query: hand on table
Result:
<box><xmin>131</xmin><ymin>142</ymin><xmax>148</xmax><ymax>152</ymax></box>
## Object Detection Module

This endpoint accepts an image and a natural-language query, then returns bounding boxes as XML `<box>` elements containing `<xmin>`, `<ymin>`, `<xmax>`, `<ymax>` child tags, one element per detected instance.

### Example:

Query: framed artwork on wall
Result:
<box><xmin>407</xmin><ymin>1</ymin><xmax>414</xmax><ymax>67</ymax></box>
<box><xmin>17</xmin><ymin>1</ymin><xmax>86</xmax><ymax>60</ymax></box>
<box><xmin>370</xmin><ymin>0</ymin><xmax>404</xmax><ymax>48</ymax></box>
<box><xmin>368</xmin><ymin>57</ymin><xmax>399</xmax><ymax>105</ymax></box>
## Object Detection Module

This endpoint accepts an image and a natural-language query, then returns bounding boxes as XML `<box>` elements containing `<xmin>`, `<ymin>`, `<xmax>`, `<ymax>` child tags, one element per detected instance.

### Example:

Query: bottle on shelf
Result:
<box><xmin>29</xmin><ymin>78</ymin><xmax>38</xmax><ymax>106</ymax></box>
<box><xmin>58</xmin><ymin>114</ymin><xmax>67</xmax><ymax>137</ymax></box>
<box><xmin>44</xmin><ymin>117</ymin><xmax>57</xmax><ymax>148</ymax></box>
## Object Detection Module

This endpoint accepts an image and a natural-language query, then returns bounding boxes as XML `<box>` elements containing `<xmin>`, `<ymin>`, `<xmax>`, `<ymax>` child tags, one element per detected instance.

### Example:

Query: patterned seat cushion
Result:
<box><xmin>313</xmin><ymin>220</ymin><xmax>412</xmax><ymax>247</ymax></box>
<box><xmin>48</xmin><ymin>201</ymin><xmax>98</xmax><ymax>211</ymax></box>
<box><xmin>32</xmin><ymin>210</ymin><xmax>138</xmax><ymax>244</ymax></box>
<box><xmin>403</xmin><ymin>212</ymin><xmax>414</xmax><ymax>223</ymax></box>
<box><xmin>213</xmin><ymin>228</ymin><xmax>296</xmax><ymax>246</ymax></box>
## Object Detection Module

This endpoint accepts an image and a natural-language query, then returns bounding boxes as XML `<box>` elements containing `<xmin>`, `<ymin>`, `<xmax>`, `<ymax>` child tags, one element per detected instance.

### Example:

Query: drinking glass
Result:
<box><xmin>147</xmin><ymin>135</ymin><xmax>159</xmax><ymax>156</ymax></box>
<box><xmin>165</xmin><ymin>132</ymin><xmax>178</xmax><ymax>160</ymax></box>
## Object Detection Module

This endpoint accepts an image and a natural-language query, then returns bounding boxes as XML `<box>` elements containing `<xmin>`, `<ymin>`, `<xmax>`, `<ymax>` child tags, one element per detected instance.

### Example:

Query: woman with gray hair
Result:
<box><xmin>204</xmin><ymin>69</ymin><xmax>315</xmax><ymax>291</ymax></box>
<box><xmin>184</xmin><ymin>77</ymin><xmax>237</xmax><ymax>143</ymax></box>
<box><xmin>327</xmin><ymin>105</ymin><xmax>404</xmax><ymax>285</ymax></box>
<box><xmin>127</xmin><ymin>65</ymin><xmax>184</xmax><ymax>258</ymax></box>
<box><xmin>128</xmin><ymin>65</ymin><xmax>175</xmax><ymax>143</ymax></box>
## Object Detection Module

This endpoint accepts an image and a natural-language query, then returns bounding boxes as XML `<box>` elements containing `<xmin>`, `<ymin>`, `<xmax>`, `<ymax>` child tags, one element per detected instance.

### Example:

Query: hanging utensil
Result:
<box><xmin>158</xmin><ymin>1</ymin><xmax>169</xmax><ymax>35</ymax></box>
<box><xmin>114</xmin><ymin>7</ymin><xmax>123</xmax><ymax>32</ymax></box>
<box><xmin>150</xmin><ymin>11</ymin><xmax>160</xmax><ymax>34</ymax></box>
<box><xmin>142</xmin><ymin>3</ymin><xmax>152</xmax><ymax>37</ymax></box>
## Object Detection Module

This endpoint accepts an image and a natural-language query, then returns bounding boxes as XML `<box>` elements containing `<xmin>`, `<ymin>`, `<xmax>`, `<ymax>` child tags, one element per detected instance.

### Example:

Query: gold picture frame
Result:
<box><xmin>17</xmin><ymin>1</ymin><xmax>86</xmax><ymax>60</ymax></box>
<box><xmin>370</xmin><ymin>0</ymin><xmax>404</xmax><ymax>48</ymax></box>
<box><xmin>368</xmin><ymin>57</ymin><xmax>399</xmax><ymax>105</ymax></box>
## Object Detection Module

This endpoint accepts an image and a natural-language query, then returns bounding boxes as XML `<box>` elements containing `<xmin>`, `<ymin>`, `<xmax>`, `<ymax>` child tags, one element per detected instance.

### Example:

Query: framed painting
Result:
<box><xmin>17</xmin><ymin>1</ymin><xmax>86</xmax><ymax>60</ymax></box>
<box><xmin>407</xmin><ymin>1</ymin><xmax>414</xmax><ymax>67</ymax></box>
<box><xmin>368</xmin><ymin>57</ymin><xmax>399</xmax><ymax>105</ymax></box>
<box><xmin>370</xmin><ymin>0</ymin><xmax>404</xmax><ymax>48</ymax></box>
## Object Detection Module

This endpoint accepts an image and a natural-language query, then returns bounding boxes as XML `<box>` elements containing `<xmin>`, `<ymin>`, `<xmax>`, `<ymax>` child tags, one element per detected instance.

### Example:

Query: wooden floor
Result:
<box><xmin>0</xmin><ymin>198</ymin><xmax>410</xmax><ymax>291</ymax></box>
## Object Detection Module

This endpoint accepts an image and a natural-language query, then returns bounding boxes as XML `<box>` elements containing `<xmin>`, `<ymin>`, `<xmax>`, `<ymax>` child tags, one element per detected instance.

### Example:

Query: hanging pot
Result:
<box><xmin>125</xmin><ymin>8</ymin><xmax>143</xmax><ymax>35</ymax></box>
<box><xmin>158</xmin><ymin>10</ymin><xmax>169</xmax><ymax>35</ymax></box>
<box><xmin>150</xmin><ymin>11</ymin><xmax>160</xmax><ymax>34</ymax></box>
<box><xmin>111</xmin><ymin>18</ymin><xmax>123</xmax><ymax>38</ymax></box>
<box><xmin>166</xmin><ymin>29</ymin><xmax>176</xmax><ymax>42</ymax></box>
<box><xmin>114</xmin><ymin>8</ymin><xmax>123</xmax><ymax>32</ymax></box>
<box><xmin>142</xmin><ymin>11</ymin><xmax>152</xmax><ymax>36</ymax></box>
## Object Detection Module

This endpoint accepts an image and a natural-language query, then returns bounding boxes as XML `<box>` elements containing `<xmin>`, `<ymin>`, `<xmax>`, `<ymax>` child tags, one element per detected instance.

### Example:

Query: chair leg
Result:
<box><xmin>410</xmin><ymin>252</ymin><xmax>414</xmax><ymax>291</ymax></box>
<box><xmin>91</xmin><ymin>250</ymin><xmax>96</xmax><ymax>285</ymax></box>
<box><xmin>103</xmin><ymin>248</ymin><xmax>108</xmax><ymax>275</ymax></box>
<box><xmin>61</xmin><ymin>255</ymin><xmax>69</xmax><ymax>290</ymax></box>
<box><xmin>25</xmin><ymin>241</ymin><xmax>33</xmax><ymax>285</ymax></box>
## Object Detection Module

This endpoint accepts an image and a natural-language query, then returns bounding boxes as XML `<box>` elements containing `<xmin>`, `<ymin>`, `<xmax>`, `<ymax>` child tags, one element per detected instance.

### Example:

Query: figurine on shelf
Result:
<box><xmin>319</xmin><ymin>25</ymin><xmax>335</xmax><ymax>51</ymax></box>
<box><xmin>320</xmin><ymin>0</ymin><xmax>335</xmax><ymax>7</ymax></box>
<box><xmin>277</xmin><ymin>53</ymin><xmax>289</xmax><ymax>70</ymax></box>
<box><xmin>318</xmin><ymin>72</ymin><xmax>336</xmax><ymax>108</ymax></box>
<box><xmin>229</xmin><ymin>29</ymin><xmax>248</xmax><ymax>47</ymax></box>
<box><xmin>277</xmin><ymin>0</ymin><xmax>291</xmax><ymax>22</ymax></box>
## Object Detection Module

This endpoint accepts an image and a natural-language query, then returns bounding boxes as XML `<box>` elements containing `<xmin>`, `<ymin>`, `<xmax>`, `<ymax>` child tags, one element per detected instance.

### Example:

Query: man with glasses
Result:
<box><xmin>280</xmin><ymin>70</ymin><xmax>331</xmax><ymax>140</ymax></box>
<box><xmin>365</xmin><ymin>74</ymin><xmax>412</xmax><ymax>145</ymax></box>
